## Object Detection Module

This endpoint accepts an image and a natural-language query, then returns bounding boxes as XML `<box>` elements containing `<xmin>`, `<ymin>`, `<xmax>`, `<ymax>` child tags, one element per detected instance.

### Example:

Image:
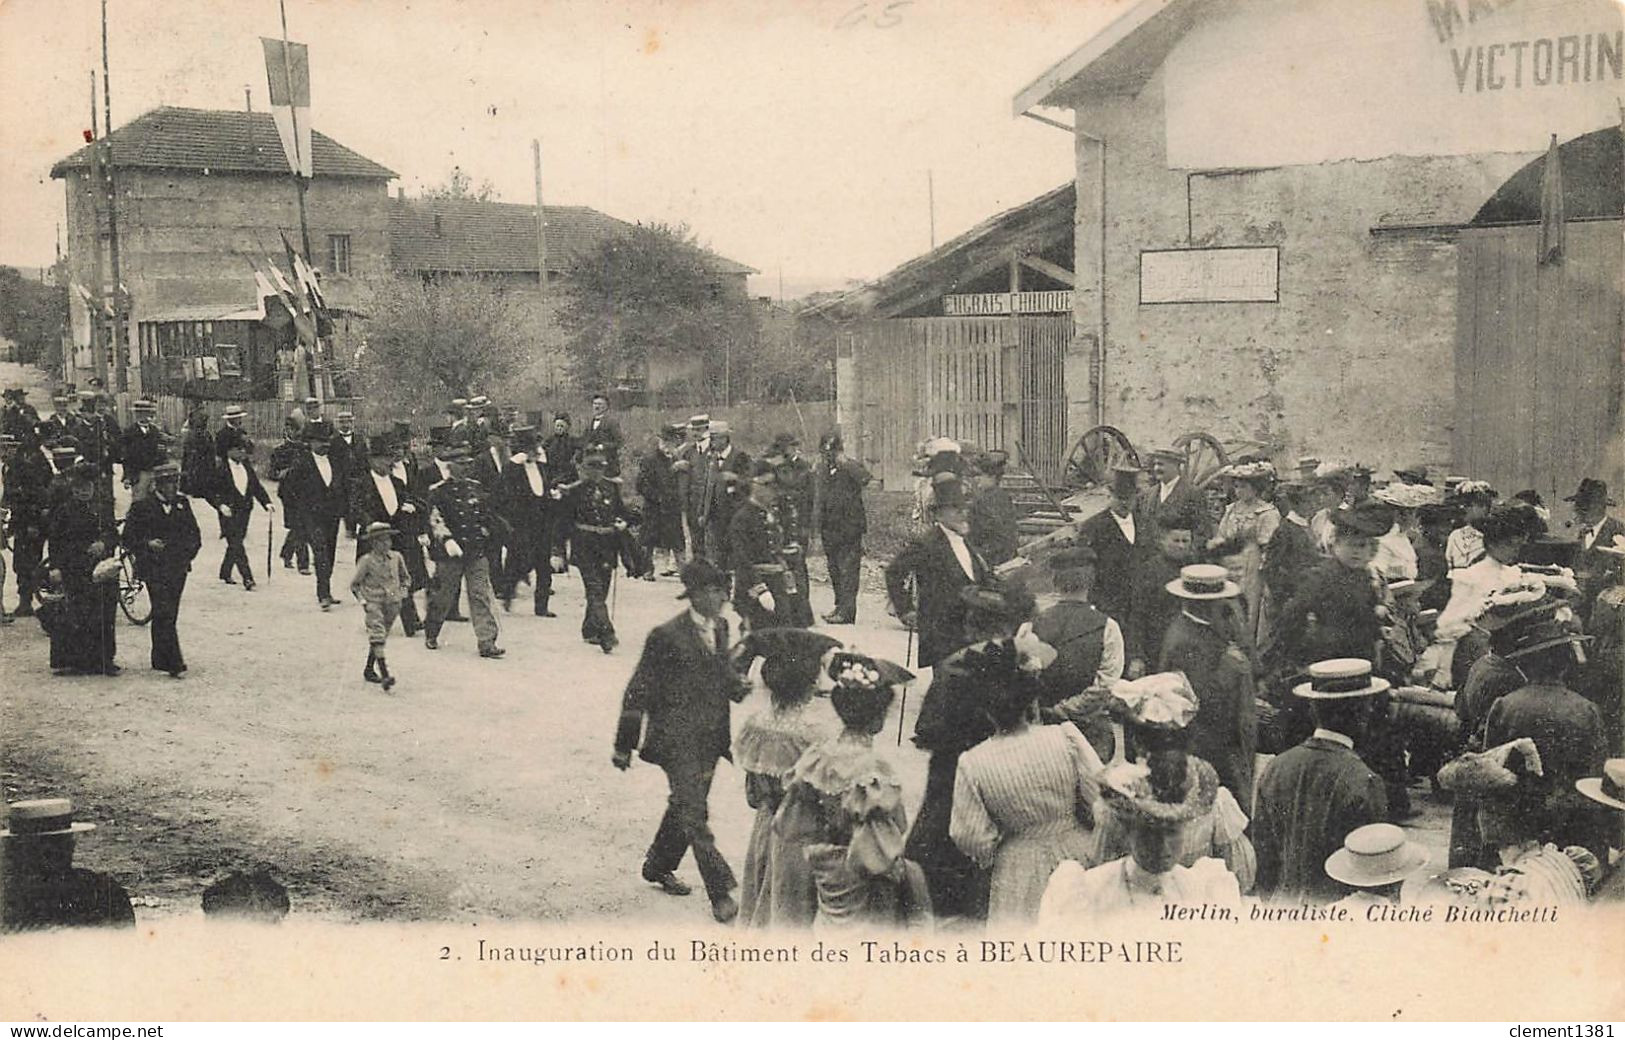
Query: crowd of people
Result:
<box><xmin>4</xmin><ymin>379</ymin><xmax>1624</xmax><ymax>932</ymax></box>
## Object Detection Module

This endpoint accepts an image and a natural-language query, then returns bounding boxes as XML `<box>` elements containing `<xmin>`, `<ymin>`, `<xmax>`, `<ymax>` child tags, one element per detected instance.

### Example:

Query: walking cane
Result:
<box><xmin>265</xmin><ymin>505</ymin><xmax>273</xmax><ymax>585</ymax></box>
<box><xmin>898</xmin><ymin>574</ymin><xmax>915</xmax><ymax>747</ymax></box>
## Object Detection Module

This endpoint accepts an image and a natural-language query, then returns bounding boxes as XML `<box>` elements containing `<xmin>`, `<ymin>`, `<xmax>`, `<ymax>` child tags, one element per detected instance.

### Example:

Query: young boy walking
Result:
<box><xmin>351</xmin><ymin>521</ymin><xmax>411</xmax><ymax>690</ymax></box>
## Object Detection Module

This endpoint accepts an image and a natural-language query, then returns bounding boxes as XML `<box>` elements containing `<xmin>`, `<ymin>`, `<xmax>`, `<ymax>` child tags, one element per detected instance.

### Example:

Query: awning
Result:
<box><xmin>138</xmin><ymin>303</ymin><xmax>268</xmax><ymax>324</ymax></box>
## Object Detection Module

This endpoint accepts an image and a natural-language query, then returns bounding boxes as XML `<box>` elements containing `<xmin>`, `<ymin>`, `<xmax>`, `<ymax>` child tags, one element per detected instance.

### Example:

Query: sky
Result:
<box><xmin>0</xmin><ymin>0</ymin><xmax>1122</xmax><ymax>297</ymax></box>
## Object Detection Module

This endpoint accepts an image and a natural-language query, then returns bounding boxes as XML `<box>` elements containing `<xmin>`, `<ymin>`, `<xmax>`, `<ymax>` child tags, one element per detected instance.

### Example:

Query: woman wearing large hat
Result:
<box><xmin>1207</xmin><ymin>460</ymin><xmax>1281</xmax><ymax>644</ymax></box>
<box><xmin>775</xmin><ymin>650</ymin><xmax>930</xmax><ymax>932</ymax></box>
<box><xmin>1038</xmin><ymin>679</ymin><xmax>1245</xmax><ymax>922</ymax></box>
<box><xmin>730</xmin><ymin>628</ymin><xmax>841</xmax><ymax>929</ymax></box>
<box><xmin>945</xmin><ymin>626</ymin><xmax>1110</xmax><ymax>924</ymax></box>
<box><xmin>1084</xmin><ymin>672</ymin><xmax>1257</xmax><ymax>893</ymax></box>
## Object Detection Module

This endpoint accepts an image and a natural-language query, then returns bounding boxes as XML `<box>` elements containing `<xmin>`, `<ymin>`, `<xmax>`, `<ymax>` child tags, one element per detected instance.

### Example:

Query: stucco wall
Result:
<box><xmin>1069</xmin><ymin>63</ymin><xmax>1534</xmax><ymax>473</ymax></box>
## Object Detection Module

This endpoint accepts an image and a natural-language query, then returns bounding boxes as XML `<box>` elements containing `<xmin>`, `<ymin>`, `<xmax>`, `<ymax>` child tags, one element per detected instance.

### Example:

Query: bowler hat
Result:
<box><xmin>1324</xmin><ymin>824</ymin><xmax>1429</xmax><ymax>889</ymax></box>
<box><xmin>0</xmin><ymin>798</ymin><xmax>97</xmax><ymax>839</ymax></box>
<box><xmin>677</xmin><ymin>558</ymin><xmax>728</xmax><ymax>599</ymax></box>
<box><xmin>1292</xmin><ymin>658</ymin><xmax>1390</xmax><ymax>700</ymax></box>
<box><xmin>1564</xmin><ymin>478</ymin><xmax>1615</xmax><ymax>508</ymax></box>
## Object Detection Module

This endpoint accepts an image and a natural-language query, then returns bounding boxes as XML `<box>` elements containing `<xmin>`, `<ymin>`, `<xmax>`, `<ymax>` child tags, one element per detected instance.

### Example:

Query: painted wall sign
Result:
<box><xmin>943</xmin><ymin>290</ymin><xmax>1074</xmax><ymax>315</ymax></box>
<box><xmin>1139</xmin><ymin>248</ymin><xmax>1280</xmax><ymax>304</ymax></box>
<box><xmin>1164</xmin><ymin>0</ymin><xmax>1625</xmax><ymax>168</ymax></box>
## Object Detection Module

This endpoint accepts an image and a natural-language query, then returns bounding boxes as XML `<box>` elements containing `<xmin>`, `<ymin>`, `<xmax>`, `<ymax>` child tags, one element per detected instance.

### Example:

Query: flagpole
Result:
<box><xmin>101</xmin><ymin>0</ymin><xmax>128</xmax><ymax>394</ymax></box>
<box><xmin>277</xmin><ymin>0</ymin><xmax>321</xmax><ymax>404</ymax></box>
<box><xmin>88</xmin><ymin>70</ymin><xmax>107</xmax><ymax>389</ymax></box>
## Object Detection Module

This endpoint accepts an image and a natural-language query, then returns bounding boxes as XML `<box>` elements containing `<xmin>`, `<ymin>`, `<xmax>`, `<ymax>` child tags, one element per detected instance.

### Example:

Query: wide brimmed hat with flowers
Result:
<box><xmin>1100</xmin><ymin>757</ymin><xmax>1218</xmax><ymax>829</ymax></box>
<box><xmin>1436</xmin><ymin>738</ymin><xmax>1543</xmax><ymax>797</ymax></box>
<box><xmin>1373</xmin><ymin>482</ymin><xmax>1439</xmax><ymax>510</ymax></box>
<box><xmin>1109</xmin><ymin>672</ymin><xmax>1199</xmax><ymax>732</ymax></box>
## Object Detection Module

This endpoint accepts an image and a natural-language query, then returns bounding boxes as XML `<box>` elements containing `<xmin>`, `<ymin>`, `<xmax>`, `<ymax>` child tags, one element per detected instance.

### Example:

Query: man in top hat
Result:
<box><xmin>267</xmin><ymin>417</ymin><xmax>311</xmax><ymax>573</ymax></box>
<box><xmin>1567</xmin><ymin>478</ymin><xmax>1623</xmax><ymax>621</ymax></box>
<box><xmin>701</xmin><ymin>421</ymin><xmax>750</xmax><ymax>564</ymax></box>
<box><xmin>885</xmin><ymin>473</ymin><xmax>989</xmax><ymax>669</ymax></box>
<box><xmin>351</xmin><ymin>434</ymin><xmax>426</xmax><ymax>636</ymax></box>
<box><xmin>613</xmin><ymin>558</ymin><xmax>750</xmax><ymax>923</ymax></box>
<box><xmin>421</xmin><ymin>440</ymin><xmax>506</xmax><ymax>658</ymax></box>
<box><xmin>390</xmin><ymin>421</ymin><xmax>419</xmax><ymax>489</ymax></box>
<box><xmin>581</xmin><ymin>392</ymin><xmax>623</xmax><ymax>478</ymax></box>
<box><xmin>3</xmin><ymin>427</ymin><xmax>52</xmax><ymax>616</ymax></box>
<box><xmin>119</xmin><ymin>397</ymin><xmax>167</xmax><ymax>503</ymax></box>
<box><xmin>636</xmin><ymin>424</ymin><xmax>687</xmax><ymax>579</ymax></box>
<box><xmin>207</xmin><ymin>425</ymin><xmax>271</xmax><ymax>590</ymax></box>
<box><xmin>1482</xmin><ymin>608</ymin><xmax>1609</xmax><ymax>858</ymax></box>
<box><xmin>1159</xmin><ymin>563</ymin><xmax>1258</xmax><ymax>806</ymax></box>
<box><xmin>1031</xmin><ymin>546</ymin><xmax>1121</xmax><ymax>758</ymax></box>
<box><xmin>728</xmin><ymin>459</ymin><xmax>793</xmax><ymax>631</ymax></box>
<box><xmin>1252</xmin><ymin>659</ymin><xmax>1390</xmax><ymax>902</ymax></box>
<box><xmin>1</xmin><ymin>798</ymin><xmax>134</xmax><ymax>932</ymax></box>
<box><xmin>281</xmin><ymin>420</ymin><xmax>346</xmax><ymax>608</ymax></box>
<box><xmin>542</xmin><ymin>412</ymin><xmax>580</xmax><ymax>487</ymax></box>
<box><xmin>1076</xmin><ymin>464</ymin><xmax>1145</xmax><ymax>629</ymax></box>
<box><xmin>473</xmin><ymin>417</ymin><xmax>517</xmax><ymax>597</ymax></box>
<box><xmin>121</xmin><ymin>460</ymin><xmax>202</xmax><ymax>678</ymax></box>
<box><xmin>814</xmin><ymin>430</ymin><xmax>871</xmax><ymax>625</ymax></box>
<box><xmin>966</xmin><ymin>449</ymin><xmax>1019</xmax><ymax>568</ymax></box>
<box><xmin>501</xmin><ymin>424</ymin><xmax>559</xmax><ymax>617</ymax></box>
<box><xmin>1142</xmin><ymin>447</ymin><xmax>1211</xmax><ymax>541</ymax></box>
<box><xmin>214</xmin><ymin>403</ymin><xmax>248</xmax><ymax>461</ymax></box>
<box><xmin>555</xmin><ymin>447</ymin><xmax>638</xmax><ymax>652</ymax></box>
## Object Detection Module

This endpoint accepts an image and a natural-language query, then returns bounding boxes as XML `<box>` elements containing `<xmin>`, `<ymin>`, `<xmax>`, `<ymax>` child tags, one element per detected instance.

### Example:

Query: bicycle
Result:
<box><xmin>111</xmin><ymin>519</ymin><xmax>152</xmax><ymax>626</ymax></box>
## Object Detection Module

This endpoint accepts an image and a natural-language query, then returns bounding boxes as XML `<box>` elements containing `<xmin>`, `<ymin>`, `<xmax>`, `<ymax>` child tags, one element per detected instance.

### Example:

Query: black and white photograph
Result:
<box><xmin>0</xmin><ymin>0</ymin><xmax>1622</xmax><ymax>1026</ymax></box>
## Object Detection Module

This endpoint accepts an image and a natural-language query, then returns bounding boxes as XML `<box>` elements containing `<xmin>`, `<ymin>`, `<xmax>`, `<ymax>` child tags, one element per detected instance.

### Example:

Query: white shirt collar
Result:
<box><xmin>1180</xmin><ymin>608</ymin><xmax>1211</xmax><ymax>627</ymax></box>
<box><xmin>1312</xmin><ymin>727</ymin><xmax>1356</xmax><ymax>750</ymax></box>
<box><xmin>1286</xmin><ymin>511</ymin><xmax>1308</xmax><ymax>526</ymax></box>
<box><xmin>937</xmin><ymin>523</ymin><xmax>977</xmax><ymax>580</ymax></box>
<box><xmin>1110</xmin><ymin>509</ymin><xmax>1136</xmax><ymax>543</ymax></box>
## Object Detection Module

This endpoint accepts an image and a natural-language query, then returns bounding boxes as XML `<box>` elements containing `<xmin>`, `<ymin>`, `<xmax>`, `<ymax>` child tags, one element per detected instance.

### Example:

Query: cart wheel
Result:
<box><xmin>117</xmin><ymin>553</ymin><xmax>152</xmax><ymax>626</ymax></box>
<box><xmin>1174</xmin><ymin>431</ymin><xmax>1230</xmax><ymax>489</ymax></box>
<box><xmin>1064</xmin><ymin>426</ymin><xmax>1140</xmax><ymax>489</ymax></box>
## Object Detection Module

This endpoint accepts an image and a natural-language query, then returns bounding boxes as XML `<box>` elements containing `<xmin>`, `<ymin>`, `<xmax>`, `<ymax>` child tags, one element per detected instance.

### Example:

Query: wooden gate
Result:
<box><xmin>1455</xmin><ymin>220</ymin><xmax>1624</xmax><ymax>515</ymax></box>
<box><xmin>850</xmin><ymin>315</ymin><xmax>1069</xmax><ymax>488</ymax></box>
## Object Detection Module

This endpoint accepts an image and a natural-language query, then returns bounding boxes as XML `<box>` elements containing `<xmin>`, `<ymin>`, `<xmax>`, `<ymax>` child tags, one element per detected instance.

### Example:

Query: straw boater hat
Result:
<box><xmin>709</xmin><ymin>420</ymin><xmax>732</xmax><ymax>436</ymax></box>
<box><xmin>449</xmin><ymin>398</ymin><xmax>468</xmax><ymax>411</ymax></box>
<box><xmin>1293</xmin><ymin>658</ymin><xmax>1391</xmax><ymax>700</ymax></box>
<box><xmin>222</xmin><ymin>403</ymin><xmax>247</xmax><ymax>421</ymax></box>
<box><xmin>152</xmin><ymin>460</ymin><xmax>181</xmax><ymax>480</ymax></box>
<box><xmin>1576</xmin><ymin>759</ymin><xmax>1625</xmax><ymax>812</ymax></box>
<box><xmin>132</xmin><ymin>397</ymin><xmax>157</xmax><ymax>413</ymax></box>
<box><xmin>1166</xmin><ymin>563</ymin><xmax>1241</xmax><ymax>601</ymax></box>
<box><xmin>1</xmin><ymin>798</ymin><xmax>96</xmax><ymax>839</ymax></box>
<box><xmin>362</xmin><ymin>521</ymin><xmax>397</xmax><ymax>542</ymax></box>
<box><xmin>1147</xmin><ymin>447</ymin><xmax>1185</xmax><ymax>466</ymax></box>
<box><xmin>1324</xmin><ymin>823</ymin><xmax>1430</xmax><ymax>889</ymax></box>
<box><xmin>687</xmin><ymin>413</ymin><xmax>710</xmax><ymax>429</ymax></box>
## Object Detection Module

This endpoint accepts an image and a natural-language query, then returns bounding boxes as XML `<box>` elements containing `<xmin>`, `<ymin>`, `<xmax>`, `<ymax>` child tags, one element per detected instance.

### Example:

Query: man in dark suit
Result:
<box><xmin>472</xmin><ymin>421</ymin><xmax>516</xmax><ymax>599</ymax></box>
<box><xmin>214</xmin><ymin>404</ymin><xmax>248</xmax><ymax>462</ymax></box>
<box><xmin>207</xmin><ymin>428</ymin><xmax>271</xmax><ymax>589</ymax></box>
<box><xmin>351</xmin><ymin>435</ymin><xmax>426</xmax><ymax>635</ymax></box>
<box><xmin>283</xmin><ymin>421</ymin><xmax>348</xmax><ymax>609</ymax></box>
<box><xmin>502</xmin><ymin>425</ymin><xmax>558</xmax><ymax>617</ymax></box>
<box><xmin>1141</xmin><ymin>447</ymin><xmax>1211</xmax><ymax>542</ymax></box>
<box><xmin>674</xmin><ymin>415</ymin><xmax>711</xmax><ymax>560</ymax></box>
<box><xmin>815</xmin><ymin>431</ymin><xmax>871</xmax><ymax>624</ymax></box>
<box><xmin>118</xmin><ymin>398</ymin><xmax>167</xmax><ymax>503</ymax></box>
<box><xmin>121</xmin><ymin>461</ymin><xmax>201</xmax><ymax>677</ymax></box>
<box><xmin>728</xmin><ymin>461</ymin><xmax>792</xmax><ymax>631</ymax></box>
<box><xmin>1568</xmin><ymin>478</ymin><xmax>1624</xmax><ymax>623</ymax></box>
<box><xmin>581</xmin><ymin>392</ymin><xmax>623</xmax><ymax>478</ymax></box>
<box><xmin>702</xmin><ymin>422</ymin><xmax>750</xmax><ymax>565</ymax></box>
<box><xmin>1159</xmin><ymin>564</ymin><xmax>1258</xmax><ymax>808</ymax></box>
<box><xmin>329</xmin><ymin>409</ymin><xmax>363</xmax><ymax>537</ymax></box>
<box><xmin>1077</xmin><ymin>465</ymin><xmax>1144</xmax><ymax>630</ymax></box>
<box><xmin>1252</xmin><ymin>659</ymin><xmax>1389</xmax><ymax>902</ymax></box>
<box><xmin>613</xmin><ymin>559</ymin><xmax>749</xmax><ymax>923</ymax></box>
<box><xmin>1262</xmin><ymin>479</ymin><xmax>1320</xmax><ymax>612</ymax></box>
<box><xmin>267</xmin><ymin>418</ymin><xmax>310</xmax><ymax>573</ymax></box>
<box><xmin>884</xmin><ymin>473</ymin><xmax>986</xmax><ymax>669</ymax></box>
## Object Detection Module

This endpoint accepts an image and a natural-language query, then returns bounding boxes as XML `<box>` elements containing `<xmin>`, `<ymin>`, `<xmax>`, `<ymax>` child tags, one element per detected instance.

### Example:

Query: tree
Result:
<box><xmin>0</xmin><ymin>266</ymin><xmax>67</xmax><ymax>370</ymax></box>
<box><xmin>421</xmin><ymin>166</ymin><xmax>500</xmax><ymax>202</ymax></box>
<box><xmin>351</xmin><ymin>275</ymin><xmax>532</xmax><ymax>423</ymax></box>
<box><xmin>557</xmin><ymin>222</ymin><xmax>758</xmax><ymax>400</ymax></box>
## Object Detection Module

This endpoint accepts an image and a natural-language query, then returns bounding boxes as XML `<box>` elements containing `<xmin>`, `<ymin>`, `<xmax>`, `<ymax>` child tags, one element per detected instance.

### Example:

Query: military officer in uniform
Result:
<box><xmin>422</xmin><ymin>442</ymin><xmax>506</xmax><ymax>658</ymax></box>
<box><xmin>555</xmin><ymin>447</ymin><xmax>637</xmax><ymax>653</ymax></box>
<box><xmin>728</xmin><ymin>460</ymin><xmax>794</xmax><ymax>631</ymax></box>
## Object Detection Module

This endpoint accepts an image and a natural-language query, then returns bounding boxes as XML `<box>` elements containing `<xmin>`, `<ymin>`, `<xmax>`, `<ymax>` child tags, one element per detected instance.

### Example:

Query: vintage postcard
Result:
<box><xmin>1</xmin><ymin>0</ymin><xmax>1623</xmax><ymax>1023</ymax></box>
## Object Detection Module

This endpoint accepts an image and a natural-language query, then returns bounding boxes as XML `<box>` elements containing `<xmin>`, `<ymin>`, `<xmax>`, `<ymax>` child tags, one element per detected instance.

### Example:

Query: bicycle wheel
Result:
<box><xmin>118</xmin><ymin>553</ymin><xmax>152</xmax><ymax>625</ymax></box>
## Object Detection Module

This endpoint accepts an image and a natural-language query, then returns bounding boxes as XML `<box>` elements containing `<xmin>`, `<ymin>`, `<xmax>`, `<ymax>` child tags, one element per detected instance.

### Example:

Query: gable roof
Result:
<box><xmin>809</xmin><ymin>182</ymin><xmax>1074</xmax><ymax>321</ymax></box>
<box><xmin>1013</xmin><ymin>0</ymin><xmax>1208</xmax><ymax>114</ymax></box>
<box><xmin>388</xmin><ymin>197</ymin><xmax>756</xmax><ymax>276</ymax></box>
<box><xmin>49</xmin><ymin>106</ymin><xmax>396</xmax><ymax>180</ymax></box>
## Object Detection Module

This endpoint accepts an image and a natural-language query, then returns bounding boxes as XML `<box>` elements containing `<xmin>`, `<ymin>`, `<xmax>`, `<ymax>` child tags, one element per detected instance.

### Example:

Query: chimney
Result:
<box><xmin>433</xmin><ymin>213</ymin><xmax>443</xmax><ymax>237</ymax></box>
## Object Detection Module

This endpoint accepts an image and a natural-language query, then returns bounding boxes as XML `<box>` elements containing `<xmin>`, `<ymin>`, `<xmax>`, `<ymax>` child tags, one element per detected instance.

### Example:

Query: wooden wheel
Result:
<box><xmin>1064</xmin><ymin>425</ymin><xmax>1140</xmax><ymax>489</ymax></box>
<box><xmin>1174</xmin><ymin>431</ymin><xmax>1230</xmax><ymax>489</ymax></box>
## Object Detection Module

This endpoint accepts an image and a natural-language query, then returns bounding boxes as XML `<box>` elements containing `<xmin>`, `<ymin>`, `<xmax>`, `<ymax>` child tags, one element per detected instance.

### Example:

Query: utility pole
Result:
<box><xmin>928</xmin><ymin>169</ymin><xmax>936</xmax><ymax>250</ymax></box>
<box><xmin>533</xmin><ymin>138</ymin><xmax>551</xmax><ymax>358</ymax></box>
<box><xmin>88</xmin><ymin>70</ymin><xmax>107</xmax><ymax>389</ymax></box>
<box><xmin>102</xmin><ymin>0</ymin><xmax>128</xmax><ymax>393</ymax></box>
<box><xmin>245</xmin><ymin>85</ymin><xmax>253</xmax><ymax>112</ymax></box>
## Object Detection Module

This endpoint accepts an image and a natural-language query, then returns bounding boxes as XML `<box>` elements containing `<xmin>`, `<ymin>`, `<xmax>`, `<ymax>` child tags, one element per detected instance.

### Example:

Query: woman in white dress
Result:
<box><xmin>1208</xmin><ymin>461</ymin><xmax>1281</xmax><ymax>644</ymax></box>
